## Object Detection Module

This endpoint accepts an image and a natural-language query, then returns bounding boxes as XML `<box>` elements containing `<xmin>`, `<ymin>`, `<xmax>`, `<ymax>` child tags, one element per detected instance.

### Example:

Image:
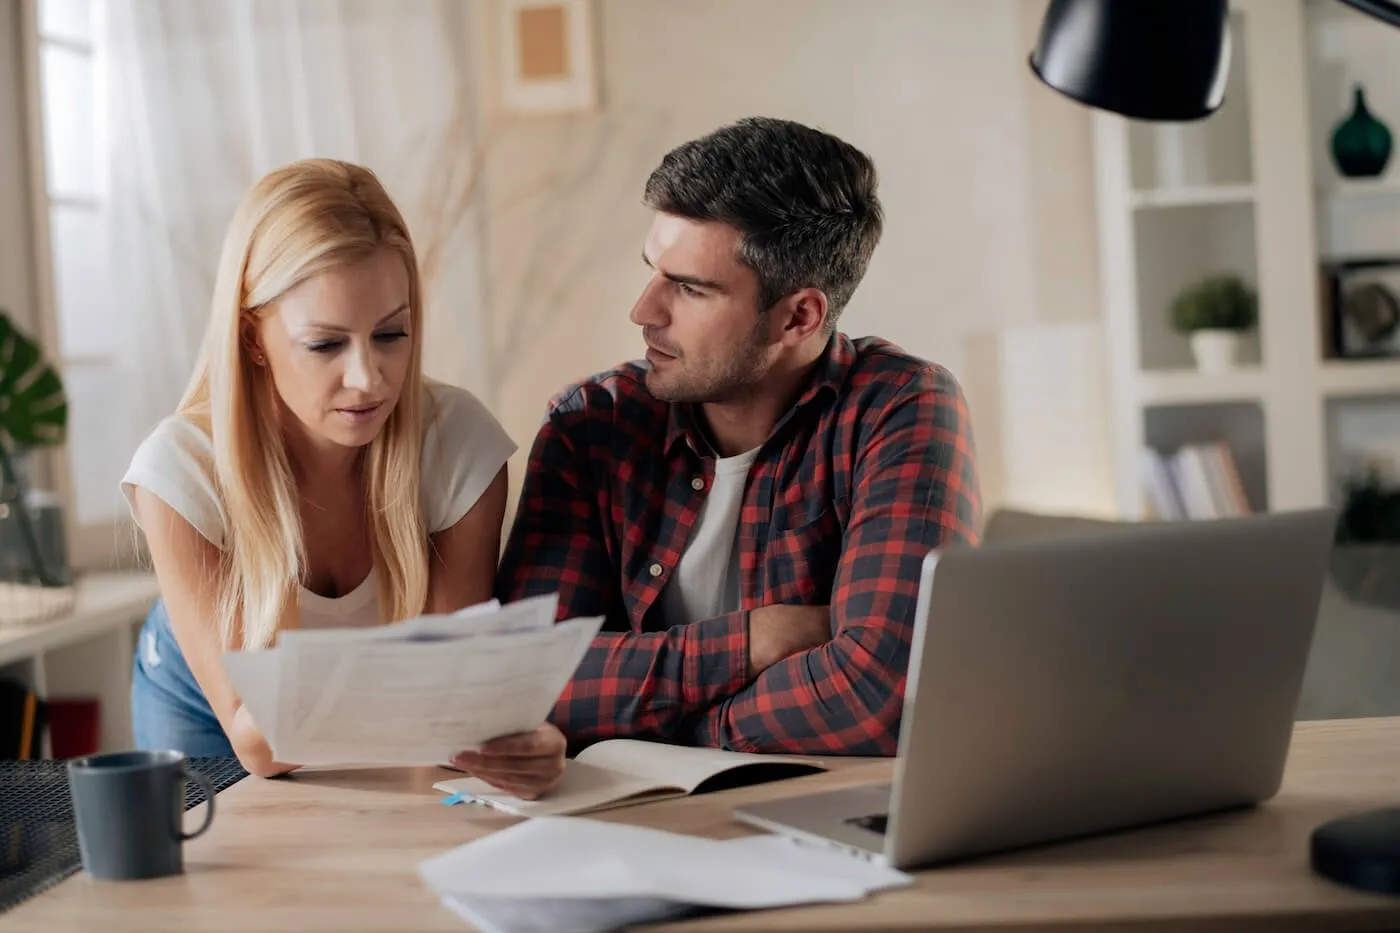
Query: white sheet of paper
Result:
<box><xmin>221</xmin><ymin>599</ymin><xmax>597</xmax><ymax>766</ymax></box>
<box><xmin>402</xmin><ymin>594</ymin><xmax>556</xmax><ymax>638</ymax></box>
<box><xmin>418</xmin><ymin>817</ymin><xmax>910</xmax><ymax>910</ymax></box>
<box><xmin>273</xmin><ymin>601</ymin><xmax>499</xmax><ymax>648</ymax></box>
<box><xmin>281</xmin><ymin>616</ymin><xmax>601</xmax><ymax>764</ymax></box>
<box><xmin>222</xmin><ymin>648</ymin><xmax>282</xmax><ymax>746</ymax></box>
<box><xmin>440</xmin><ymin>893</ymin><xmax>696</xmax><ymax>933</ymax></box>
<box><xmin>275</xmin><ymin>593</ymin><xmax>557</xmax><ymax>647</ymax></box>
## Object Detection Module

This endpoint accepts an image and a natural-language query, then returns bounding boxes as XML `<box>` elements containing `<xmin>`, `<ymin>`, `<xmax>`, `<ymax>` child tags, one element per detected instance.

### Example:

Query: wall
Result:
<box><xmin>0</xmin><ymin>0</ymin><xmax>37</xmax><ymax>335</ymax></box>
<box><xmin>7</xmin><ymin>0</ymin><xmax>1109</xmax><ymax>538</ymax></box>
<box><xmin>472</xmin><ymin>0</ymin><xmax>1104</xmax><ymax>519</ymax></box>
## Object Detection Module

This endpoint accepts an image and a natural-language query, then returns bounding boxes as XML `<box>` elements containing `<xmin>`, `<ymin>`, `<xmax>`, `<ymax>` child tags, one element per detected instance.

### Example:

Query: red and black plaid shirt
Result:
<box><xmin>497</xmin><ymin>333</ymin><xmax>981</xmax><ymax>755</ymax></box>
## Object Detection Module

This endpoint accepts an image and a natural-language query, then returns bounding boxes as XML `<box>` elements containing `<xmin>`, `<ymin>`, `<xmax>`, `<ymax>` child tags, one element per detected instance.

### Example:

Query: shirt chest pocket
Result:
<box><xmin>758</xmin><ymin>507</ymin><xmax>843</xmax><ymax>607</ymax></box>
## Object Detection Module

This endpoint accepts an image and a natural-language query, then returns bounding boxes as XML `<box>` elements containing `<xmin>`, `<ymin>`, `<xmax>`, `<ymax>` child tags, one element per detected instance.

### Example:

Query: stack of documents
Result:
<box><xmin>223</xmin><ymin>595</ymin><xmax>603</xmax><ymax>765</ymax></box>
<box><xmin>417</xmin><ymin>816</ymin><xmax>912</xmax><ymax>933</ymax></box>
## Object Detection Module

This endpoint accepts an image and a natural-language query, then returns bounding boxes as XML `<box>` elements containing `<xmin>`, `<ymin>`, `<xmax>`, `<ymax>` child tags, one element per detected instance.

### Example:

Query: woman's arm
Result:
<box><xmin>133</xmin><ymin>486</ymin><xmax>297</xmax><ymax>778</ymax></box>
<box><xmin>424</xmin><ymin>462</ymin><xmax>568</xmax><ymax>799</ymax></box>
<box><xmin>424</xmin><ymin>464</ymin><xmax>508</xmax><ymax>614</ymax></box>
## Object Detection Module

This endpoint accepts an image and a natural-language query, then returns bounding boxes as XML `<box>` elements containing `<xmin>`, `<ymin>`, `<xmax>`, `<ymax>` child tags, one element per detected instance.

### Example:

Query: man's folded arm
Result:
<box><xmin>496</xmin><ymin>393</ymin><xmax>753</xmax><ymax>744</ymax></box>
<box><xmin>687</xmin><ymin>371</ymin><xmax>981</xmax><ymax>755</ymax></box>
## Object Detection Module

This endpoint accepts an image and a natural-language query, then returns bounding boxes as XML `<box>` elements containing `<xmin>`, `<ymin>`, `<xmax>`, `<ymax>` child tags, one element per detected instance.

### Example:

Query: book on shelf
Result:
<box><xmin>1140</xmin><ymin>441</ymin><xmax>1250</xmax><ymax>520</ymax></box>
<box><xmin>0</xmin><ymin>678</ymin><xmax>45</xmax><ymax>760</ymax></box>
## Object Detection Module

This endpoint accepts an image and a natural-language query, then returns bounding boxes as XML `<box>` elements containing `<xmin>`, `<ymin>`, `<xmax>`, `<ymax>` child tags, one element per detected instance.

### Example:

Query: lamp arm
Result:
<box><xmin>1337</xmin><ymin>0</ymin><xmax>1400</xmax><ymax>27</ymax></box>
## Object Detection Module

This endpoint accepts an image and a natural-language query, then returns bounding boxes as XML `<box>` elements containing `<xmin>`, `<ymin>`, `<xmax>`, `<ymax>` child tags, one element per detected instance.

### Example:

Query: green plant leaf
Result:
<box><xmin>1337</xmin><ymin>467</ymin><xmax>1400</xmax><ymax>544</ymax></box>
<box><xmin>0</xmin><ymin>311</ymin><xmax>67</xmax><ymax>449</ymax></box>
<box><xmin>1169</xmin><ymin>275</ymin><xmax>1259</xmax><ymax>333</ymax></box>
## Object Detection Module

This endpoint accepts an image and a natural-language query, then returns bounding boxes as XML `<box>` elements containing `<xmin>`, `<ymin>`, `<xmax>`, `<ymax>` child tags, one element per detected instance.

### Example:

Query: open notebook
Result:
<box><xmin>433</xmin><ymin>739</ymin><xmax>828</xmax><ymax>818</ymax></box>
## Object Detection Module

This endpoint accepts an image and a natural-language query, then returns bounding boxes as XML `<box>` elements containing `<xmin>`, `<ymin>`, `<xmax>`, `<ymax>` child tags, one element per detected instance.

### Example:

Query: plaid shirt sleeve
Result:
<box><xmin>495</xmin><ymin>387</ymin><xmax>751</xmax><ymax>743</ymax></box>
<box><xmin>495</xmin><ymin>390</ymin><xmax>622</xmax><ymax>625</ymax></box>
<box><xmin>687</xmin><ymin>366</ymin><xmax>980</xmax><ymax>755</ymax></box>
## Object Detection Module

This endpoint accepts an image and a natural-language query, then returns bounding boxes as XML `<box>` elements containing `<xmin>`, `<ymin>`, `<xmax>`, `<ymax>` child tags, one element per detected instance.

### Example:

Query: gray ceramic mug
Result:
<box><xmin>67</xmin><ymin>750</ymin><xmax>216</xmax><ymax>881</ymax></box>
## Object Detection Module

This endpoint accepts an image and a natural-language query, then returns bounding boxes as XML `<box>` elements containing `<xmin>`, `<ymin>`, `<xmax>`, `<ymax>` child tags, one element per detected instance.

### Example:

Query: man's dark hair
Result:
<box><xmin>642</xmin><ymin>117</ymin><xmax>883</xmax><ymax>326</ymax></box>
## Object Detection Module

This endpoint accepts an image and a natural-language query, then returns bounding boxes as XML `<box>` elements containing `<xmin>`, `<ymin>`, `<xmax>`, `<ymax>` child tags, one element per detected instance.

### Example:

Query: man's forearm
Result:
<box><xmin>551</xmin><ymin>611</ymin><xmax>751</xmax><ymax>744</ymax></box>
<box><xmin>687</xmin><ymin>631</ymin><xmax>906</xmax><ymax>755</ymax></box>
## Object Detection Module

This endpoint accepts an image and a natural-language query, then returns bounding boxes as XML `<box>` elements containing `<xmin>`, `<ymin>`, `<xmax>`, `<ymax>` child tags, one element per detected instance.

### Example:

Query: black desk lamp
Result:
<box><xmin>1027</xmin><ymin>0</ymin><xmax>1400</xmax><ymax>899</ymax></box>
<box><xmin>1030</xmin><ymin>0</ymin><xmax>1400</xmax><ymax>122</ymax></box>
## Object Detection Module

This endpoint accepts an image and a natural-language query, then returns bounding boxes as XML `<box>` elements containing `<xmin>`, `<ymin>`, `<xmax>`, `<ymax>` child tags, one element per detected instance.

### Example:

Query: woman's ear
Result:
<box><xmin>241</xmin><ymin>318</ymin><xmax>266</xmax><ymax>365</ymax></box>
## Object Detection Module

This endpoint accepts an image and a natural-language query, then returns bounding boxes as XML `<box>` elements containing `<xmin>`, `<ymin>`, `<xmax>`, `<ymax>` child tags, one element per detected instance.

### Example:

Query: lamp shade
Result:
<box><xmin>1029</xmin><ymin>0</ymin><xmax>1231</xmax><ymax>121</ymax></box>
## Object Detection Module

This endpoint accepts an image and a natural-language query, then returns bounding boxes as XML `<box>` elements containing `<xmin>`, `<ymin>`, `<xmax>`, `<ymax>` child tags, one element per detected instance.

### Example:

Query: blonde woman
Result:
<box><xmin>121</xmin><ymin>159</ymin><xmax>566</xmax><ymax>797</ymax></box>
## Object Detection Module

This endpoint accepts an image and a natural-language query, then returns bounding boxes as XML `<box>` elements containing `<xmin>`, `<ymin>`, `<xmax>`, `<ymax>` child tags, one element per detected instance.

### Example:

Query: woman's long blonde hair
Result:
<box><xmin>179</xmin><ymin>158</ymin><xmax>428</xmax><ymax>651</ymax></box>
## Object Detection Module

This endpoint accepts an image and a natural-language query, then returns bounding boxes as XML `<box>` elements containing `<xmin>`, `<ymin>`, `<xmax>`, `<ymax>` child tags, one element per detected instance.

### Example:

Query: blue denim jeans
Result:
<box><xmin>130</xmin><ymin>599</ymin><xmax>236</xmax><ymax>757</ymax></box>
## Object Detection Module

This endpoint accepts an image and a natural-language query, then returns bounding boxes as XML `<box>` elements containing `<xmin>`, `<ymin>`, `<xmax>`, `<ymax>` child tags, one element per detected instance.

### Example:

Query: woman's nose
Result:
<box><xmin>343</xmin><ymin>344</ymin><xmax>382</xmax><ymax>391</ymax></box>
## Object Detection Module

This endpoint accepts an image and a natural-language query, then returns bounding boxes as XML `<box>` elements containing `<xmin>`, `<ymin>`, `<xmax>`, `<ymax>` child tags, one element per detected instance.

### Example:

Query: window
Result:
<box><xmin>24</xmin><ymin>0</ymin><xmax>129</xmax><ymax>560</ymax></box>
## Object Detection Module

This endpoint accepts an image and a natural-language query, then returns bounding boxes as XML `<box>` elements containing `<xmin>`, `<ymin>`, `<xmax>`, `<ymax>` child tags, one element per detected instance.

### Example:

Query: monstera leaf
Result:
<box><xmin>0</xmin><ymin>311</ymin><xmax>66</xmax><ymax>449</ymax></box>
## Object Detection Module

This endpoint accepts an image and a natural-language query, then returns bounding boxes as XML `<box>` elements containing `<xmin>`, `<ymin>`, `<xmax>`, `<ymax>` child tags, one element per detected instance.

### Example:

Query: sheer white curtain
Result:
<box><xmin>99</xmin><ymin>0</ymin><xmax>491</xmax><ymax>493</ymax></box>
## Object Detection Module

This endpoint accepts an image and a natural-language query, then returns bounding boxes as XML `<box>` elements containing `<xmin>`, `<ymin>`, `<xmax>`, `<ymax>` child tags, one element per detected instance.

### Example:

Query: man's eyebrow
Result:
<box><xmin>307</xmin><ymin>304</ymin><xmax>409</xmax><ymax>333</ymax></box>
<box><xmin>641</xmin><ymin>250</ymin><xmax>725</xmax><ymax>292</ymax></box>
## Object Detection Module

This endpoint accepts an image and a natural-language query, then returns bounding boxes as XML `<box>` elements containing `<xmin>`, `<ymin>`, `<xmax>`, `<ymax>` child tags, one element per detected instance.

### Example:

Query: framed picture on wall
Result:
<box><xmin>496</xmin><ymin>0</ymin><xmax>599</xmax><ymax>114</ymax></box>
<box><xmin>1321</xmin><ymin>256</ymin><xmax>1400</xmax><ymax>360</ymax></box>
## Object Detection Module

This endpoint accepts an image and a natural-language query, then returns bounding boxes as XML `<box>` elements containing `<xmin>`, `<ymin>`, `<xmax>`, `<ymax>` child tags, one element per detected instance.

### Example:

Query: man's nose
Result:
<box><xmin>629</xmin><ymin>276</ymin><xmax>668</xmax><ymax>328</ymax></box>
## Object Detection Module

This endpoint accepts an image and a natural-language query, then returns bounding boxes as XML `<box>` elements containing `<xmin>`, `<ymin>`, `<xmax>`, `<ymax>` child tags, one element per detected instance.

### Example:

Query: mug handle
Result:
<box><xmin>177</xmin><ymin>765</ymin><xmax>217</xmax><ymax>841</ymax></box>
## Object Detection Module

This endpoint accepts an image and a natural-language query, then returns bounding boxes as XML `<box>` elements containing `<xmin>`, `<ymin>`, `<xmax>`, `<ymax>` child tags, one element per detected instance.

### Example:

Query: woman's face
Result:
<box><xmin>253</xmin><ymin>249</ymin><xmax>413</xmax><ymax>452</ymax></box>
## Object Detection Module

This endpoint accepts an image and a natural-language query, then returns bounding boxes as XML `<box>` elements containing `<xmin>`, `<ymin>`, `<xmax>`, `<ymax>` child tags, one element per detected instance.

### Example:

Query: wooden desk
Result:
<box><xmin>3</xmin><ymin>717</ymin><xmax>1399</xmax><ymax>932</ymax></box>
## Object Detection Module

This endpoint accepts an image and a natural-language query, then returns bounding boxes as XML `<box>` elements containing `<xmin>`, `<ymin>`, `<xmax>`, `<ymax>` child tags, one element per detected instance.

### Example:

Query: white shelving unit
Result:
<box><xmin>1128</xmin><ymin>185</ymin><xmax>1257</xmax><ymax>210</ymax></box>
<box><xmin>0</xmin><ymin>573</ymin><xmax>159</xmax><ymax>755</ymax></box>
<box><xmin>1136</xmin><ymin>368</ymin><xmax>1267</xmax><ymax>406</ymax></box>
<box><xmin>1318</xmin><ymin>178</ymin><xmax>1400</xmax><ymax>199</ymax></box>
<box><xmin>1093</xmin><ymin>0</ymin><xmax>1400</xmax><ymax>521</ymax></box>
<box><xmin>1319</xmin><ymin>360</ymin><xmax>1400</xmax><ymax>396</ymax></box>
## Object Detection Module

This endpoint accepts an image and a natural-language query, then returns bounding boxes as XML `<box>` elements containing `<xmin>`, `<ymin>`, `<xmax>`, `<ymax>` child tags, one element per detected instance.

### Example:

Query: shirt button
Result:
<box><xmin>691</xmin><ymin>476</ymin><xmax>705</xmax><ymax>491</ymax></box>
<box><xmin>649</xmin><ymin>563</ymin><xmax>665</xmax><ymax>578</ymax></box>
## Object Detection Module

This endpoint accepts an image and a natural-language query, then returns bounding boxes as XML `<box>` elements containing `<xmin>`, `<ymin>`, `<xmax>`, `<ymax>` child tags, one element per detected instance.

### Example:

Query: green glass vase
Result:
<box><xmin>1331</xmin><ymin>85</ymin><xmax>1393</xmax><ymax>179</ymax></box>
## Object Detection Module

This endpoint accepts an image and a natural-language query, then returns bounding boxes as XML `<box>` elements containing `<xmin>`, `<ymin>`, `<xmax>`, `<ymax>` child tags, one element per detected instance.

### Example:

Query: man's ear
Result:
<box><xmin>774</xmin><ymin>287</ymin><xmax>830</xmax><ymax>347</ymax></box>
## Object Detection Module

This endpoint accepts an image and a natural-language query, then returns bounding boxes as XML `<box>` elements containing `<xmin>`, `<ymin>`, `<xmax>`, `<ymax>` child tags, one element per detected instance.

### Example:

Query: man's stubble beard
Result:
<box><xmin>646</xmin><ymin>313</ymin><xmax>771</xmax><ymax>405</ymax></box>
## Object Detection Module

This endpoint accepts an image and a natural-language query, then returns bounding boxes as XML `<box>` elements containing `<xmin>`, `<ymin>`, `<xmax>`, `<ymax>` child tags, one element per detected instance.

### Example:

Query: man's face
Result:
<box><xmin>630</xmin><ymin>213</ymin><xmax>776</xmax><ymax>404</ymax></box>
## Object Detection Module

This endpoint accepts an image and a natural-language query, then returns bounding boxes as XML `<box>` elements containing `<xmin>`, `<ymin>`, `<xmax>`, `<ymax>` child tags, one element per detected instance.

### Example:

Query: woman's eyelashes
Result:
<box><xmin>305</xmin><ymin>330</ymin><xmax>409</xmax><ymax>354</ymax></box>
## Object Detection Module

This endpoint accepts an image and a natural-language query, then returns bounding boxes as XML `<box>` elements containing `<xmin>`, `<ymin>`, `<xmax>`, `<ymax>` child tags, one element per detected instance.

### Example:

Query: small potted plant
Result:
<box><xmin>1170</xmin><ymin>274</ymin><xmax>1258</xmax><ymax>373</ymax></box>
<box><xmin>0</xmin><ymin>309</ymin><xmax>68</xmax><ymax>590</ymax></box>
<box><xmin>1331</xmin><ymin>466</ymin><xmax>1400</xmax><ymax>612</ymax></box>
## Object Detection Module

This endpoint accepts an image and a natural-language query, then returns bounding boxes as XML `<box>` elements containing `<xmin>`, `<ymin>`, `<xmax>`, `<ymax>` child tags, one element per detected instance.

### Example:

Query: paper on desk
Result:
<box><xmin>223</xmin><ymin>596</ymin><xmax>599</xmax><ymax>765</ymax></box>
<box><xmin>441</xmin><ymin>894</ymin><xmax>694</xmax><ymax>933</ymax></box>
<box><xmin>419</xmin><ymin>816</ymin><xmax>910</xmax><ymax>933</ymax></box>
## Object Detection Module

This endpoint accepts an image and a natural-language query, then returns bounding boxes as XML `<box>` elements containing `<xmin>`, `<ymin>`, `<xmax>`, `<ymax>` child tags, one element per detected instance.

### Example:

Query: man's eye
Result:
<box><xmin>679</xmin><ymin>283</ymin><xmax>702</xmax><ymax>298</ymax></box>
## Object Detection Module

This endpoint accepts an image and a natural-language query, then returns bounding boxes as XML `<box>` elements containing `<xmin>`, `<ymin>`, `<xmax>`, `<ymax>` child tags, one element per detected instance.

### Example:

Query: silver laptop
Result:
<box><xmin>733</xmin><ymin>509</ymin><xmax>1337</xmax><ymax>869</ymax></box>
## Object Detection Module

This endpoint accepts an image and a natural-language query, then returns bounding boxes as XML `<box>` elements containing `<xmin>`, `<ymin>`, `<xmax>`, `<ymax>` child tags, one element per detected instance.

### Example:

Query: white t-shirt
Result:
<box><xmin>120</xmin><ymin>380</ymin><xmax>516</xmax><ymax>630</ymax></box>
<box><xmin>659</xmin><ymin>446</ymin><xmax>761</xmax><ymax>626</ymax></box>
